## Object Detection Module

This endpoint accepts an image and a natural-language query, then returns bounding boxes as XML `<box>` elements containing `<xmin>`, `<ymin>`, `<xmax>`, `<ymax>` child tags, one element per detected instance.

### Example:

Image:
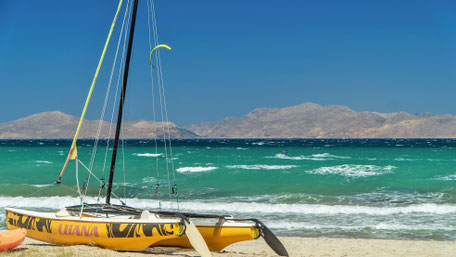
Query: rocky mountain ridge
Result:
<box><xmin>186</xmin><ymin>102</ymin><xmax>456</xmax><ymax>138</ymax></box>
<box><xmin>0</xmin><ymin>111</ymin><xmax>198</xmax><ymax>139</ymax></box>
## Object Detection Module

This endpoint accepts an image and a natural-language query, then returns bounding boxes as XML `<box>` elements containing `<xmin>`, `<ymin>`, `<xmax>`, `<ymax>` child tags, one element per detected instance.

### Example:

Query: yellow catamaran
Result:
<box><xmin>5</xmin><ymin>0</ymin><xmax>288</xmax><ymax>256</ymax></box>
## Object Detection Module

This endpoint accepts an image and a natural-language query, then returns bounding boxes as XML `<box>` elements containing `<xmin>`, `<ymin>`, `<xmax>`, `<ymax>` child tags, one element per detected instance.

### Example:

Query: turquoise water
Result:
<box><xmin>1</xmin><ymin>139</ymin><xmax>456</xmax><ymax>240</ymax></box>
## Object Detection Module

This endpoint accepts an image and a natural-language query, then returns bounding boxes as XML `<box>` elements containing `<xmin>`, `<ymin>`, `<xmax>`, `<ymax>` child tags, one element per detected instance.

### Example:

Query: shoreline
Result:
<box><xmin>1</xmin><ymin>235</ymin><xmax>455</xmax><ymax>257</ymax></box>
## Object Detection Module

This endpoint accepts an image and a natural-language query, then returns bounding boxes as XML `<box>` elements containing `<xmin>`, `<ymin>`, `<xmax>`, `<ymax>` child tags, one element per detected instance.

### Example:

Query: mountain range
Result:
<box><xmin>0</xmin><ymin>111</ymin><xmax>197</xmax><ymax>139</ymax></box>
<box><xmin>187</xmin><ymin>102</ymin><xmax>456</xmax><ymax>138</ymax></box>
<box><xmin>2</xmin><ymin>103</ymin><xmax>456</xmax><ymax>139</ymax></box>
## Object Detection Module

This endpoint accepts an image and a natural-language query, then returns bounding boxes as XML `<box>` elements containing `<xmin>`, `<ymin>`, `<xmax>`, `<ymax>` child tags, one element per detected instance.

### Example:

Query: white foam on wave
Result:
<box><xmin>178</xmin><ymin>202</ymin><xmax>456</xmax><ymax>216</ymax></box>
<box><xmin>31</xmin><ymin>184</ymin><xmax>53</xmax><ymax>188</ymax></box>
<box><xmin>113</xmin><ymin>182</ymin><xmax>135</xmax><ymax>187</ymax></box>
<box><xmin>394</xmin><ymin>158</ymin><xmax>418</xmax><ymax>161</ymax></box>
<box><xmin>133</xmin><ymin>153</ymin><xmax>162</xmax><ymax>157</ymax></box>
<box><xmin>35</xmin><ymin>160</ymin><xmax>53</xmax><ymax>164</ymax></box>
<box><xmin>226</xmin><ymin>164</ymin><xmax>297</xmax><ymax>170</ymax></box>
<box><xmin>265</xmin><ymin>221</ymin><xmax>369</xmax><ymax>231</ymax></box>
<box><xmin>372</xmin><ymin>223</ymin><xmax>456</xmax><ymax>231</ymax></box>
<box><xmin>270</xmin><ymin>153</ymin><xmax>351</xmax><ymax>161</ymax></box>
<box><xmin>0</xmin><ymin>213</ymin><xmax>4</xmax><ymax>227</ymax></box>
<box><xmin>142</xmin><ymin>177</ymin><xmax>157</xmax><ymax>183</ymax></box>
<box><xmin>311</xmin><ymin>153</ymin><xmax>350</xmax><ymax>159</ymax></box>
<box><xmin>434</xmin><ymin>174</ymin><xmax>456</xmax><ymax>181</ymax></box>
<box><xmin>0</xmin><ymin>196</ymin><xmax>86</xmax><ymax>209</ymax></box>
<box><xmin>426</xmin><ymin>158</ymin><xmax>445</xmax><ymax>162</ymax></box>
<box><xmin>252</xmin><ymin>142</ymin><xmax>265</xmax><ymax>146</ymax></box>
<box><xmin>307</xmin><ymin>164</ymin><xmax>395</xmax><ymax>177</ymax></box>
<box><xmin>1</xmin><ymin>197</ymin><xmax>456</xmax><ymax>216</ymax></box>
<box><xmin>236</xmin><ymin>147</ymin><xmax>248</xmax><ymax>150</ymax></box>
<box><xmin>176</xmin><ymin>166</ymin><xmax>218</xmax><ymax>173</ymax></box>
<box><xmin>271</xmin><ymin>154</ymin><xmax>309</xmax><ymax>160</ymax></box>
<box><xmin>267</xmin><ymin>221</ymin><xmax>456</xmax><ymax>232</ymax></box>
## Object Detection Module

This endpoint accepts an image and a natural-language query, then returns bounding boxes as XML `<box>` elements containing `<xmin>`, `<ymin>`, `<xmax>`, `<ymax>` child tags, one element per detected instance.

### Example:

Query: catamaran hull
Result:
<box><xmin>153</xmin><ymin>224</ymin><xmax>259</xmax><ymax>251</ymax></box>
<box><xmin>5</xmin><ymin>208</ymin><xmax>184</xmax><ymax>251</ymax></box>
<box><xmin>6</xmin><ymin>208</ymin><xmax>259</xmax><ymax>252</ymax></box>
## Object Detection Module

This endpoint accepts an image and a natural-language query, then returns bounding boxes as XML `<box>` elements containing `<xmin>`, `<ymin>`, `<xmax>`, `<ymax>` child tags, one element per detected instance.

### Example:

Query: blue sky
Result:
<box><xmin>1</xmin><ymin>0</ymin><xmax>456</xmax><ymax>125</ymax></box>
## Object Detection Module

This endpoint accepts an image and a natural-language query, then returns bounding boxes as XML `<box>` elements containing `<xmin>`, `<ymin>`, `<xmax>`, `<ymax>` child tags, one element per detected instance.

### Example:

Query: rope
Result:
<box><xmin>76</xmin><ymin>158</ymin><xmax>82</xmax><ymax>198</ymax></box>
<box><xmin>85</xmin><ymin>0</ymin><xmax>132</xmax><ymax>198</ymax></box>
<box><xmin>146</xmin><ymin>0</ymin><xmax>162</xmax><ymax>209</ymax></box>
<box><xmin>78</xmin><ymin>159</ymin><xmax>125</xmax><ymax>204</ymax></box>
<box><xmin>149</xmin><ymin>0</ymin><xmax>170</xmax><ymax>206</ymax></box>
<box><xmin>98</xmin><ymin>0</ymin><xmax>132</xmax><ymax>203</ymax></box>
<box><xmin>151</xmin><ymin>0</ymin><xmax>172</xmax><ymax>208</ymax></box>
<box><xmin>121</xmin><ymin>121</ymin><xmax>127</xmax><ymax>204</ymax></box>
<box><xmin>78</xmin><ymin>159</ymin><xmax>104</xmax><ymax>185</ymax></box>
<box><xmin>5</xmin><ymin>184</ymin><xmax>53</xmax><ymax>208</ymax></box>
<box><xmin>150</xmin><ymin>0</ymin><xmax>180</xmax><ymax>210</ymax></box>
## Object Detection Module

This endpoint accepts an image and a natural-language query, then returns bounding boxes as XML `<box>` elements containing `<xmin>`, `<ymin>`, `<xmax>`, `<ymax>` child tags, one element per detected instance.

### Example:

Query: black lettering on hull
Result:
<box><xmin>107</xmin><ymin>223</ymin><xmax>175</xmax><ymax>238</ymax></box>
<box><xmin>7</xmin><ymin>211</ymin><xmax>52</xmax><ymax>233</ymax></box>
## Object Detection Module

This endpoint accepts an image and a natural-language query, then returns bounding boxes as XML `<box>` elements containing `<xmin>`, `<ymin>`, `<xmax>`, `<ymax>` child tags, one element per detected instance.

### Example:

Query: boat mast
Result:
<box><xmin>106</xmin><ymin>0</ymin><xmax>139</xmax><ymax>205</ymax></box>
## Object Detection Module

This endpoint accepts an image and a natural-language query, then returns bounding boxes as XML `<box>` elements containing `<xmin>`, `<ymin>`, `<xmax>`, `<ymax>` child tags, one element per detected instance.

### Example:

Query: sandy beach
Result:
<box><xmin>1</xmin><ymin>235</ymin><xmax>455</xmax><ymax>257</ymax></box>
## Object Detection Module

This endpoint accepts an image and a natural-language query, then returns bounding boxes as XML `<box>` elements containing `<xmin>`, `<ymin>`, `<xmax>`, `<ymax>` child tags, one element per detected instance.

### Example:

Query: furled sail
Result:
<box><xmin>57</xmin><ymin>0</ymin><xmax>124</xmax><ymax>184</ymax></box>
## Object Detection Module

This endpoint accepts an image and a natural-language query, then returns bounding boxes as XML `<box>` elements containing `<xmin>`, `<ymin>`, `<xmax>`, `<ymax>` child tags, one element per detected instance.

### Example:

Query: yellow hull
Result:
<box><xmin>5</xmin><ymin>208</ymin><xmax>183</xmax><ymax>250</ymax></box>
<box><xmin>154</xmin><ymin>223</ymin><xmax>260</xmax><ymax>251</ymax></box>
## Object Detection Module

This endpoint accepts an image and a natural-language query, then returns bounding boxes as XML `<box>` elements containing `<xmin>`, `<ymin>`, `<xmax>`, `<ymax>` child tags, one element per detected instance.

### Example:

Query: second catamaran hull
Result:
<box><xmin>153</xmin><ymin>223</ymin><xmax>259</xmax><ymax>251</ymax></box>
<box><xmin>5</xmin><ymin>208</ymin><xmax>184</xmax><ymax>251</ymax></box>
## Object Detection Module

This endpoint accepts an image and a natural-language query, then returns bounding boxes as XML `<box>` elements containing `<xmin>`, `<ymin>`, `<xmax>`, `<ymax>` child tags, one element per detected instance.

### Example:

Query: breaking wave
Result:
<box><xmin>271</xmin><ymin>153</ymin><xmax>351</xmax><ymax>161</ymax></box>
<box><xmin>226</xmin><ymin>164</ymin><xmax>297</xmax><ymax>170</ymax></box>
<box><xmin>35</xmin><ymin>160</ymin><xmax>53</xmax><ymax>164</ymax></box>
<box><xmin>1</xmin><ymin>196</ymin><xmax>455</xmax><ymax>216</ymax></box>
<box><xmin>176</xmin><ymin>166</ymin><xmax>218</xmax><ymax>173</ymax></box>
<box><xmin>394</xmin><ymin>158</ymin><xmax>419</xmax><ymax>161</ymax></box>
<box><xmin>434</xmin><ymin>174</ymin><xmax>456</xmax><ymax>181</ymax></box>
<box><xmin>133</xmin><ymin>153</ymin><xmax>162</xmax><ymax>157</ymax></box>
<box><xmin>267</xmin><ymin>221</ymin><xmax>456</xmax><ymax>232</ymax></box>
<box><xmin>31</xmin><ymin>184</ymin><xmax>53</xmax><ymax>188</ymax></box>
<box><xmin>306</xmin><ymin>164</ymin><xmax>395</xmax><ymax>177</ymax></box>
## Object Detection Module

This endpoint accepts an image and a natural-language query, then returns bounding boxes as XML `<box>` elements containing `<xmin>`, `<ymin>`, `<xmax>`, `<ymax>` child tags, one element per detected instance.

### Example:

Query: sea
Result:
<box><xmin>1</xmin><ymin>139</ymin><xmax>455</xmax><ymax>241</ymax></box>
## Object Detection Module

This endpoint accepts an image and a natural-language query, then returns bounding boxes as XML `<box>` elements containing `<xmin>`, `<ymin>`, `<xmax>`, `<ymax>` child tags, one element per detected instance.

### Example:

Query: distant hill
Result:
<box><xmin>4</xmin><ymin>103</ymin><xmax>456</xmax><ymax>139</ymax></box>
<box><xmin>186</xmin><ymin>102</ymin><xmax>456</xmax><ymax>138</ymax></box>
<box><xmin>0</xmin><ymin>111</ymin><xmax>198</xmax><ymax>139</ymax></box>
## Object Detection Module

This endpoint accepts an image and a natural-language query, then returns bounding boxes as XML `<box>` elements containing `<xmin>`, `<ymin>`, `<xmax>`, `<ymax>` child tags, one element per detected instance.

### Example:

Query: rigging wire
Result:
<box><xmin>150</xmin><ymin>0</ymin><xmax>172</xmax><ymax>208</ymax></box>
<box><xmin>121</xmin><ymin>118</ymin><xmax>127</xmax><ymax>204</ymax></box>
<box><xmin>146</xmin><ymin>0</ymin><xmax>162</xmax><ymax>209</ymax></box>
<box><xmin>84</xmin><ymin>0</ymin><xmax>132</xmax><ymax>199</ymax></box>
<box><xmin>150</xmin><ymin>0</ymin><xmax>180</xmax><ymax>210</ymax></box>
<box><xmin>70</xmin><ymin>0</ymin><xmax>178</xmax><ymax>210</ymax></box>
<box><xmin>78</xmin><ymin>159</ymin><xmax>124</xmax><ymax>203</ymax></box>
<box><xmin>97</xmin><ymin>0</ymin><xmax>132</xmax><ymax>204</ymax></box>
<box><xmin>4</xmin><ymin>184</ymin><xmax>59</xmax><ymax>208</ymax></box>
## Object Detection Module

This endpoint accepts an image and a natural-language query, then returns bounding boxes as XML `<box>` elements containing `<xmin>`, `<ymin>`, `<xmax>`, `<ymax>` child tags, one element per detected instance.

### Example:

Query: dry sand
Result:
<box><xmin>1</xmin><ymin>236</ymin><xmax>455</xmax><ymax>257</ymax></box>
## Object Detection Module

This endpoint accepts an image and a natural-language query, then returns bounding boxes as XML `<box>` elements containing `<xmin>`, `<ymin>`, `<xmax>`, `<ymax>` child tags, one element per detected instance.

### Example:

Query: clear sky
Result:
<box><xmin>1</xmin><ymin>0</ymin><xmax>456</xmax><ymax>126</ymax></box>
